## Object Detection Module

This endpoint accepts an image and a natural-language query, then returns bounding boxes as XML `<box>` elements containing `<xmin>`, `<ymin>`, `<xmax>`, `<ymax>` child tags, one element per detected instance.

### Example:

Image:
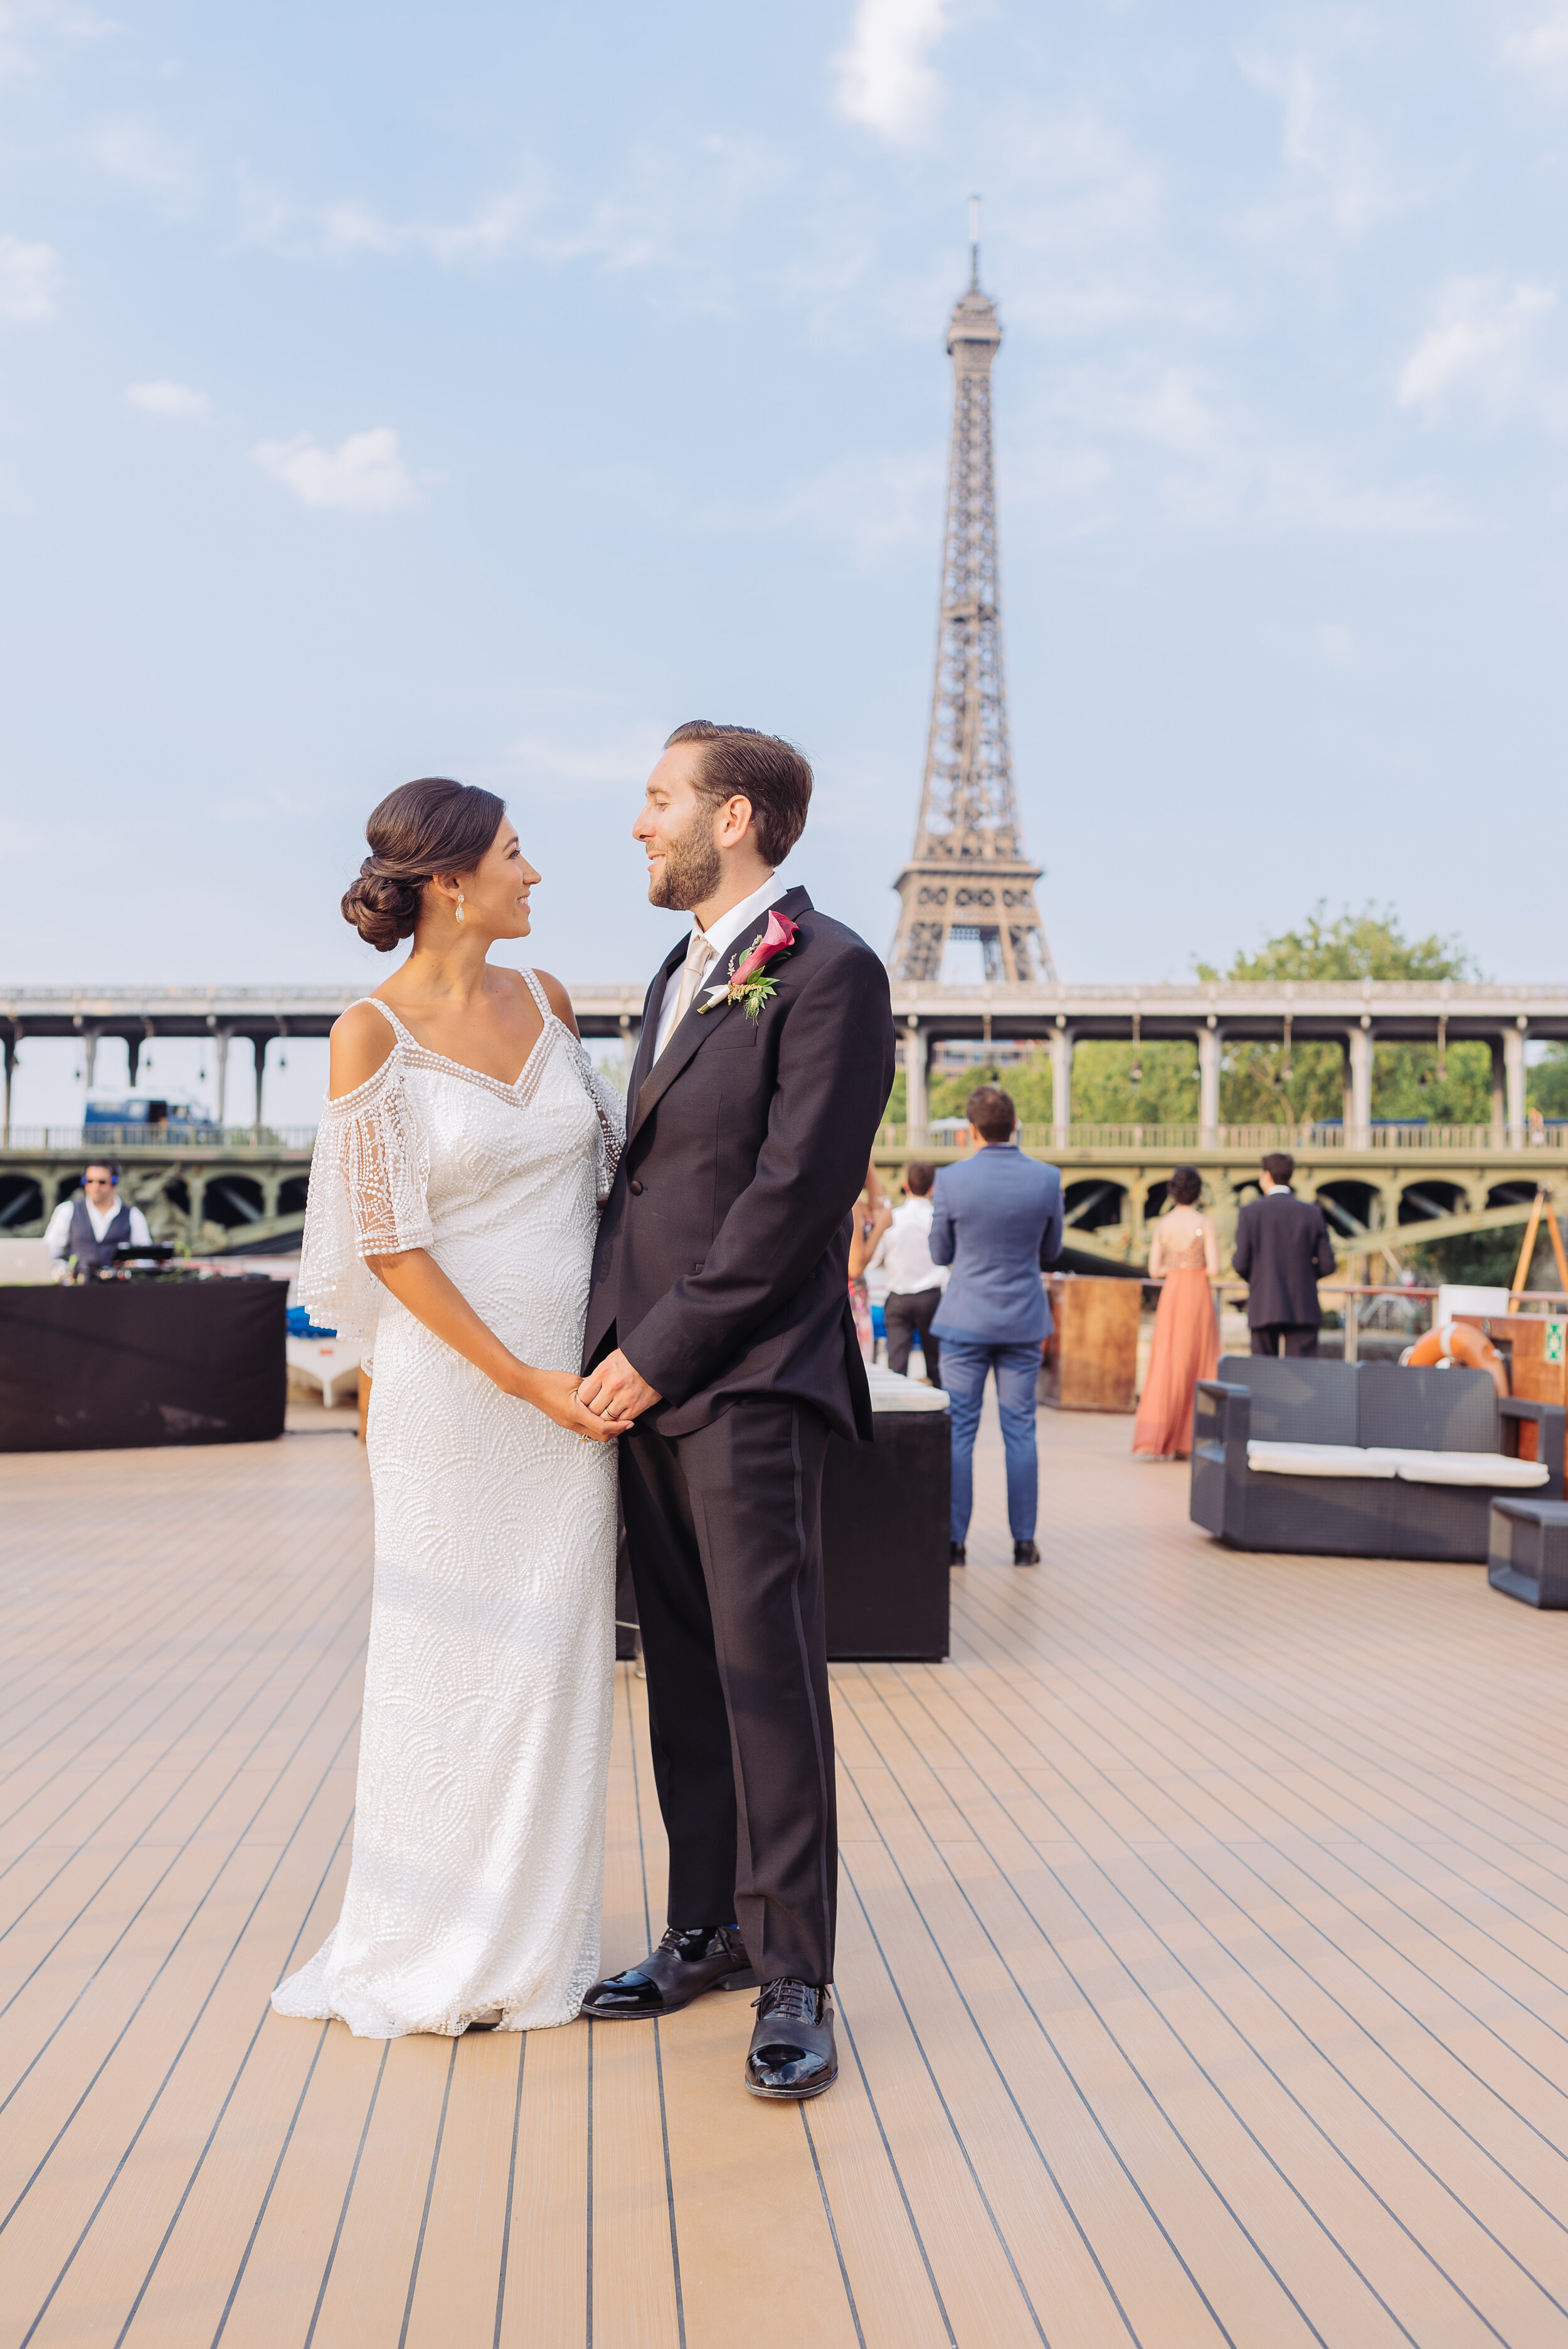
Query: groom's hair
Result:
<box><xmin>665</xmin><ymin>721</ymin><xmax>812</xmax><ymax>866</ymax></box>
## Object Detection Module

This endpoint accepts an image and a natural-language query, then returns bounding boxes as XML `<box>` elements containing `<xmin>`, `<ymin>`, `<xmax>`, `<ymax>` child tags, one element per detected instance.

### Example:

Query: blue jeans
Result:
<box><xmin>940</xmin><ymin>1339</ymin><xmax>1041</xmax><ymax>1544</ymax></box>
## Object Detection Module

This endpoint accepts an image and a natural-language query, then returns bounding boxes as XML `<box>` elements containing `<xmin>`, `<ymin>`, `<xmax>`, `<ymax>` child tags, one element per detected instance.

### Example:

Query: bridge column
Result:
<box><xmin>1</xmin><ymin>1034</ymin><xmax>13</xmax><ymax>1145</ymax></box>
<box><xmin>1490</xmin><ymin>1036</ymin><xmax>1505</xmax><ymax>1144</ymax></box>
<box><xmin>252</xmin><ymin>1037</ymin><xmax>268</xmax><ymax>1142</ymax></box>
<box><xmin>187</xmin><ymin>1172</ymin><xmax>209</xmax><ymax>1249</ymax></box>
<box><xmin>210</xmin><ymin>1026</ymin><xmax>231</xmax><ymax>1127</ymax></box>
<box><xmin>1506</xmin><ymin>1018</ymin><xmax>1528</xmax><ymax>1147</ymax></box>
<box><xmin>903</xmin><ymin>1015</ymin><xmax>928</xmax><ymax>1139</ymax></box>
<box><xmin>82</xmin><ymin>1029</ymin><xmax>99</xmax><ymax>1093</ymax></box>
<box><xmin>1348</xmin><ymin>1019</ymin><xmax>1373</xmax><ymax>1146</ymax></box>
<box><xmin>259</xmin><ymin>1173</ymin><xmax>283</xmax><ymax>1219</ymax></box>
<box><xmin>1051</xmin><ymin>1019</ymin><xmax>1073</xmax><ymax>1143</ymax></box>
<box><xmin>1198</xmin><ymin>1019</ymin><xmax>1221</xmax><ymax>1142</ymax></box>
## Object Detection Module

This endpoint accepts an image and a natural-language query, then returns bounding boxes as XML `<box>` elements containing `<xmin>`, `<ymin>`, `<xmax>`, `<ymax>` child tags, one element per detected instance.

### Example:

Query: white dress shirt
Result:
<box><xmin>45</xmin><ymin>1193</ymin><xmax>152</xmax><ymax>1260</ymax></box>
<box><xmin>650</xmin><ymin>871</ymin><xmax>790</xmax><ymax>1061</ymax></box>
<box><xmin>872</xmin><ymin>1197</ymin><xmax>948</xmax><ymax>1296</ymax></box>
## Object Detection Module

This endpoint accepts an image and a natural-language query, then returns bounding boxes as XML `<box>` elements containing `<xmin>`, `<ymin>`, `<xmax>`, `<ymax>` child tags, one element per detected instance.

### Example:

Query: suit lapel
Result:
<box><xmin>627</xmin><ymin>942</ymin><xmax>687</xmax><ymax>1128</ymax></box>
<box><xmin>628</xmin><ymin>886</ymin><xmax>812</xmax><ymax>1146</ymax></box>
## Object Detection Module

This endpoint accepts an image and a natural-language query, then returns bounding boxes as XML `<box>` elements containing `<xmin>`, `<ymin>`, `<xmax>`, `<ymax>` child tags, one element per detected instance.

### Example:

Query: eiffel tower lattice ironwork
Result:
<box><xmin>888</xmin><ymin>210</ymin><xmax>1055</xmax><ymax>986</ymax></box>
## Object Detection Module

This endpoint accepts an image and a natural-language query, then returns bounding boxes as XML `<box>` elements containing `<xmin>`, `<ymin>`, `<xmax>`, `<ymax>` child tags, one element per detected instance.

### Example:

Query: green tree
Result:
<box><xmin>1195</xmin><ymin>905</ymin><xmax>1488</xmax><ymax>1125</ymax></box>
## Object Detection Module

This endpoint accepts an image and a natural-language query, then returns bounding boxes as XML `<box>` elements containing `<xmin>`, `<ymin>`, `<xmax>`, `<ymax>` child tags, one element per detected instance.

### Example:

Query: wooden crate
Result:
<box><xmin>1041</xmin><ymin>1273</ymin><xmax>1142</xmax><ymax>1413</ymax></box>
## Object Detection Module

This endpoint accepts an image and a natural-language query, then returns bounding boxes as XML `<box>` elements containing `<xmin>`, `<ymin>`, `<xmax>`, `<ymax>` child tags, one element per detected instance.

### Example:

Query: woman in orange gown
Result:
<box><xmin>1133</xmin><ymin>1165</ymin><xmax>1219</xmax><ymax>1460</ymax></box>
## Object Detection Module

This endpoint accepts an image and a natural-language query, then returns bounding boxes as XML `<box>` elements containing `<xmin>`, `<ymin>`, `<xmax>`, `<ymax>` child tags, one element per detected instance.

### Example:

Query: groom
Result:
<box><xmin>576</xmin><ymin>720</ymin><xmax>895</xmax><ymax>2101</ymax></box>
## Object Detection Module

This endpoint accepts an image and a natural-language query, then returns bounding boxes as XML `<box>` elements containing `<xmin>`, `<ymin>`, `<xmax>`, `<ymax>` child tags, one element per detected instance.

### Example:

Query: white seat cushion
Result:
<box><xmin>1366</xmin><ymin>1448</ymin><xmax>1549</xmax><ymax>1488</ymax></box>
<box><xmin>1247</xmin><ymin>1441</ymin><xmax>1396</xmax><ymax>1479</ymax></box>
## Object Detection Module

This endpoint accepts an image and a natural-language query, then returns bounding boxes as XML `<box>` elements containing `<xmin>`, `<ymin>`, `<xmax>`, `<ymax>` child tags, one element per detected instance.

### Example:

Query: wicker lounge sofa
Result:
<box><xmin>1190</xmin><ymin>1357</ymin><xmax>1566</xmax><ymax>1562</ymax></box>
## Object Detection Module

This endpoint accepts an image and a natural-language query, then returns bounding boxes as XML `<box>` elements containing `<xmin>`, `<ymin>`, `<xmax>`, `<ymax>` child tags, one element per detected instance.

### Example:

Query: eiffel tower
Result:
<box><xmin>888</xmin><ymin>207</ymin><xmax>1055</xmax><ymax>986</ymax></box>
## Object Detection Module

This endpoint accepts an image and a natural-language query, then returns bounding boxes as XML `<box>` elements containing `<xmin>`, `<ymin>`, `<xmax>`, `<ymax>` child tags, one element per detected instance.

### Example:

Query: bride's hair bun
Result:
<box><xmin>341</xmin><ymin>777</ymin><xmax>507</xmax><ymax>952</ymax></box>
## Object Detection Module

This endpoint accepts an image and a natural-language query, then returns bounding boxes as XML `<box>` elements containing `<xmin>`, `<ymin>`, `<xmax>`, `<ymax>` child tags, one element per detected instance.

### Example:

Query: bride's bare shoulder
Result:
<box><xmin>328</xmin><ymin>1000</ymin><xmax>396</xmax><ymax>1099</ymax></box>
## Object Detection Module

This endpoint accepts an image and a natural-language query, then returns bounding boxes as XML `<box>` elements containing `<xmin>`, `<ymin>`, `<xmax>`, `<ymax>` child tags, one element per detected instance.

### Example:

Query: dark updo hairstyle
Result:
<box><xmin>341</xmin><ymin>778</ymin><xmax>507</xmax><ymax>953</ymax></box>
<box><xmin>1168</xmin><ymin>1165</ymin><xmax>1203</xmax><ymax>1207</ymax></box>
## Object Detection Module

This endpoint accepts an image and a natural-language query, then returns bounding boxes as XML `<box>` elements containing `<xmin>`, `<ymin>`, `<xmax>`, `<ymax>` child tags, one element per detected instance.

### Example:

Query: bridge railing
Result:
<box><xmin>878</xmin><ymin>1122</ymin><xmax>1568</xmax><ymax>1153</ymax></box>
<box><xmin>0</xmin><ymin>1126</ymin><xmax>320</xmax><ymax>1153</ymax></box>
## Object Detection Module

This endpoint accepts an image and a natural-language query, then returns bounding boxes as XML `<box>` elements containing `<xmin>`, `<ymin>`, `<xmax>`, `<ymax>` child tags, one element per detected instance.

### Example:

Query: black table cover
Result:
<box><xmin>0</xmin><ymin>1280</ymin><xmax>287</xmax><ymax>1452</ymax></box>
<box><xmin>822</xmin><ymin>1408</ymin><xmax>951</xmax><ymax>1661</ymax></box>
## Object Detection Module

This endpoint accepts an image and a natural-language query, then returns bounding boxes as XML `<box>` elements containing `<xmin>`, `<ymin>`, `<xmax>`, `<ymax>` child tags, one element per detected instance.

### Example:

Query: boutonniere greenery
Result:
<box><xmin>699</xmin><ymin>909</ymin><xmax>799</xmax><ymax>1022</ymax></box>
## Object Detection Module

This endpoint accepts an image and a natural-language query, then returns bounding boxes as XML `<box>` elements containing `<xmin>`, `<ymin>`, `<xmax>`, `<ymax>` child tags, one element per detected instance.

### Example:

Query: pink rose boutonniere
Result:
<box><xmin>699</xmin><ymin>909</ymin><xmax>799</xmax><ymax>1022</ymax></box>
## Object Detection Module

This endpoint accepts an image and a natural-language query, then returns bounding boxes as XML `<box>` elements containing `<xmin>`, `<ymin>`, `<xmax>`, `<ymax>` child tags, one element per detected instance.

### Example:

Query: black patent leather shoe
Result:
<box><xmin>950</xmin><ymin>1540</ymin><xmax>967</xmax><ymax>1566</ymax></box>
<box><xmin>580</xmin><ymin>1923</ymin><xmax>756</xmax><ymax>2018</ymax></box>
<box><xmin>744</xmin><ymin>1980</ymin><xmax>837</xmax><ymax>2101</ymax></box>
<box><xmin>1014</xmin><ymin>1539</ymin><xmax>1040</xmax><ymax>1566</ymax></box>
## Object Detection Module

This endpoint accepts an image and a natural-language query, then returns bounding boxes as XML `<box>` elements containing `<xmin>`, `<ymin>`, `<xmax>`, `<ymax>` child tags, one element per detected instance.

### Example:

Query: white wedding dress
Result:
<box><xmin>272</xmin><ymin>972</ymin><xmax>624</xmax><ymax>2038</ymax></box>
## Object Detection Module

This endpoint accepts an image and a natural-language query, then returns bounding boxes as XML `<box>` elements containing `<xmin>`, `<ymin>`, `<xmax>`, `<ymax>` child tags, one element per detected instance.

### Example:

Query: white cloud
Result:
<box><xmin>0</xmin><ymin>1</ymin><xmax>105</xmax><ymax>82</ymax></box>
<box><xmin>246</xmin><ymin>179</ymin><xmax>543</xmax><ymax>270</ymax></box>
<box><xmin>251</xmin><ymin>428</ymin><xmax>420</xmax><ymax>513</ymax></box>
<box><xmin>1017</xmin><ymin>358</ymin><xmax>1456</xmax><ymax>541</ymax></box>
<box><xmin>832</xmin><ymin>0</ymin><xmax>960</xmax><ymax>146</ymax></box>
<box><xmin>127</xmin><ymin>379</ymin><xmax>212</xmax><ymax>422</ymax></box>
<box><xmin>1397</xmin><ymin>278</ymin><xmax>1557</xmax><ymax>417</ymax></box>
<box><xmin>1500</xmin><ymin>10</ymin><xmax>1568</xmax><ymax>77</ymax></box>
<box><xmin>1241</xmin><ymin>43</ymin><xmax>1413</xmax><ymax>243</ymax></box>
<box><xmin>706</xmin><ymin>450</ymin><xmax>943</xmax><ymax>569</ymax></box>
<box><xmin>0</xmin><ymin>233</ymin><xmax>60</xmax><ymax>319</ymax></box>
<box><xmin>83</xmin><ymin>123</ymin><xmax>193</xmax><ymax>198</ymax></box>
<box><xmin>502</xmin><ymin>726</ymin><xmax>664</xmax><ymax>805</ymax></box>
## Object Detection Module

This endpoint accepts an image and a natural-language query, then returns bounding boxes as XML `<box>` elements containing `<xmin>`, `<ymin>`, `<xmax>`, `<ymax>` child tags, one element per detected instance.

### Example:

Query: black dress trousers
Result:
<box><xmin>1250</xmin><ymin>1323</ymin><xmax>1320</xmax><ymax>1358</ymax></box>
<box><xmin>618</xmin><ymin>1397</ymin><xmax>836</xmax><ymax>1988</ymax></box>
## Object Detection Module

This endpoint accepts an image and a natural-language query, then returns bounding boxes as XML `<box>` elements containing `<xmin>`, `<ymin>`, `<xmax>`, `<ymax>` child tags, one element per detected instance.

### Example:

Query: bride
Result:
<box><xmin>272</xmin><ymin>776</ymin><xmax>630</xmax><ymax>2039</ymax></box>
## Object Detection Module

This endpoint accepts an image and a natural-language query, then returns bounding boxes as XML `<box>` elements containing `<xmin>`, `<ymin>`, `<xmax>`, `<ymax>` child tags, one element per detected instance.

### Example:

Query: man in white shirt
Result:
<box><xmin>45</xmin><ymin>1162</ymin><xmax>152</xmax><ymax>1271</ymax></box>
<box><xmin>874</xmin><ymin>1162</ymin><xmax>946</xmax><ymax>1386</ymax></box>
<box><xmin>649</xmin><ymin>869</ymin><xmax>792</xmax><ymax>1063</ymax></box>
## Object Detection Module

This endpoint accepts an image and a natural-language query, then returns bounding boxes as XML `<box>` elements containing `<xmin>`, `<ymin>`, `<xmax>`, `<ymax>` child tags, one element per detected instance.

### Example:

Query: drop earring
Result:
<box><xmin>455</xmin><ymin>893</ymin><xmax>465</xmax><ymax>925</ymax></box>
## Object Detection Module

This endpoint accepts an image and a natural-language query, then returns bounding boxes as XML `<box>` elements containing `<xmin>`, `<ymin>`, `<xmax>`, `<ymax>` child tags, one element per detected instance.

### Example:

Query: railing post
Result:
<box><xmin>1506</xmin><ymin>1017</ymin><xmax>1528</xmax><ymax>1147</ymax></box>
<box><xmin>1348</xmin><ymin>1019</ymin><xmax>1373</xmax><ymax>1147</ymax></box>
<box><xmin>1051</xmin><ymin>1018</ymin><xmax>1073</xmax><ymax>1148</ymax></box>
<box><xmin>1198</xmin><ymin>1018</ymin><xmax>1220</xmax><ymax>1143</ymax></box>
<box><xmin>904</xmin><ymin>1014</ymin><xmax>928</xmax><ymax>1141</ymax></box>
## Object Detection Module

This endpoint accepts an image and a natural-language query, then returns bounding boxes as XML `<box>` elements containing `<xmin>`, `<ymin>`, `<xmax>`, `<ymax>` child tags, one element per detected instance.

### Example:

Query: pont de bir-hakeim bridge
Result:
<box><xmin>3</xmin><ymin>977</ymin><xmax>1568</xmax><ymax>1268</ymax></box>
<box><xmin>5</xmin><ymin>224</ymin><xmax>1565</xmax><ymax>1271</ymax></box>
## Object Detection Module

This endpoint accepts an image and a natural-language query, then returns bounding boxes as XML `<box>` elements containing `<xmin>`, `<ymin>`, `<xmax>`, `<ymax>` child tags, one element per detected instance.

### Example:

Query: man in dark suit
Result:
<box><xmin>576</xmin><ymin>720</ymin><xmax>896</xmax><ymax>2104</ymax></box>
<box><xmin>1232</xmin><ymin>1151</ymin><xmax>1337</xmax><ymax>1357</ymax></box>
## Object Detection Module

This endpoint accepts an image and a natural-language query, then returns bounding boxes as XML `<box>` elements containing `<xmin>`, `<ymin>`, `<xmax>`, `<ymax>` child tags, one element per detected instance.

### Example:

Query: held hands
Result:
<box><xmin>576</xmin><ymin>1349</ymin><xmax>662</xmax><ymax>1428</ymax></box>
<box><xmin>507</xmin><ymin>1365</ymin><xmax>637</xmax><ymax>1443</ymax></box>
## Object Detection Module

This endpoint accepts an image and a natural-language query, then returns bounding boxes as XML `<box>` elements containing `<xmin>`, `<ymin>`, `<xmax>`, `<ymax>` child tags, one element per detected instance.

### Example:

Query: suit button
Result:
<box><xmin>629</xmin><ymin>1179</ymin><xmax>644</xmax><ymax>1195</ymax></box>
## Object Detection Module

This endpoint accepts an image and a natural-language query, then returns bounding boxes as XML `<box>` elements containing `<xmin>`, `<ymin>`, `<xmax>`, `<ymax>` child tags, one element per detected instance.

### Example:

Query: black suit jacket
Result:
<box><xmin>584</xmin><ymin>887</ymin><xmax>897</xmax><ymax>1441</ymax></box>
<box><xmin>1232</xmin><ymin>1189</ymin><xmax>1337</xmax><ymax>1328</ymax></box>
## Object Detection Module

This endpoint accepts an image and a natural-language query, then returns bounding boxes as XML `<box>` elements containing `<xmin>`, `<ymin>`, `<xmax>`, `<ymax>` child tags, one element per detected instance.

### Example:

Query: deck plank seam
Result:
<box><xmin>857</xmin><ymin>1673</ymin><xmax>1565</xmax><ymax>2344</ymax></box>
<box><xmin>297</xmin><ymin>2037</ymin><xmax>391</xmax><ymax>2349</ymax></box>
<box><xmin>107</xmin><ymin>1807</ymin><xmax>356</xmax><ymax>2348</ymax></box>
<box><xmin>831</xmin><ymin>1991</ymin><xmax>960</xmax><ymax>2349</ymax></box>
<box><xmin>0</xmin><ymin>1674</ymin><xmax>364</xmax><ymax>2252</ymax></box>
<box><xmin>839</xmin><ymin>1858</ymin><xmax>1054</xmax><ymax>2346</ymax></box>
<box><xmin>619</xmin><ymin>1660</ymin><xmax>687</xmax><ymax>2349</ymax></box>
<box><xmin>400</xmin><ymin>2037</ymin><xmax>459</xmax><ymax>2348</ymax></box>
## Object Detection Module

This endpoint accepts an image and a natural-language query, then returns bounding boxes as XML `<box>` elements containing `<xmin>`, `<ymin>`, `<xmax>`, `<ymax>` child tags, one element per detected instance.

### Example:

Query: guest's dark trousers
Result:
<box><xmin>618</xmin><ymin>1398</ymin><xmax>836</xmax><ymax>1988</ymax></box>
<box><xmin>884</xmin><ymin>1287</ymin><xmax>941</xmax><ymax>1386</ymax></box>
<box><xmin>1251</xmin><ymin>1324</ymin><xmax>1320</xmax><ymax>1358</ymax></box>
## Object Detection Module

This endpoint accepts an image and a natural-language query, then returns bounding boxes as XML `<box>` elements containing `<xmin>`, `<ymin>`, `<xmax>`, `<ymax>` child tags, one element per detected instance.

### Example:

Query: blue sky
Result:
<box><xmin>3</xmin><ymin>0</ymin><xmax>1567</xmax><ymax>1123</ymax></box>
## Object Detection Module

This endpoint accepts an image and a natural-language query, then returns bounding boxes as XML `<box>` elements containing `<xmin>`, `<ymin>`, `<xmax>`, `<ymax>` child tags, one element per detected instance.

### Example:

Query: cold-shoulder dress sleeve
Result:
<box><xmin>568</xmin><ymin>1034</ymin><xmax>625</xmax><ymax>1205</ymax></box>
<box><xmin>296</xmin><ymin>1053</ymin><xmax>433</xmax><ymax>1352</ymax></box>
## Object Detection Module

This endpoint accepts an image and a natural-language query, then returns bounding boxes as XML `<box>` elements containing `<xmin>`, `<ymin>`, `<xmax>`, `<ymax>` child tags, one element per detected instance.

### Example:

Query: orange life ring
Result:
<box><xmin>1401</xmin><ymin>1320</ymin><xmax>1509</xmax><ymax>1398</ymax></box>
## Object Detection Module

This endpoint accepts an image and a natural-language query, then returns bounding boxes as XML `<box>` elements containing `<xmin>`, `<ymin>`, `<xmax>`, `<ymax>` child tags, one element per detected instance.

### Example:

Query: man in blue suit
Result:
<box><xmin>929</xmin><ymin>1085</ymin><xmax>1064</xmax><ymax>1567</ymax></box>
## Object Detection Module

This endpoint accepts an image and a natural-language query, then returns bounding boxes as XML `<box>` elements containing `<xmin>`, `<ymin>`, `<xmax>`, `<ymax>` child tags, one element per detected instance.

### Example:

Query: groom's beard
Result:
<box><xmin>647</xmin><ymin>809</ymin><xmax>723</xmax><ymax>911</ymax></box>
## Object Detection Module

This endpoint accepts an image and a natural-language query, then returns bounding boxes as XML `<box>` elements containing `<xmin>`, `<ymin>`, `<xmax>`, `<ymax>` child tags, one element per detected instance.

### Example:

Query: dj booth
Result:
<box><xmin>0</xmin><ymin>1278</ymin><xmax>287</xmax><ymax>1452</ymax></box>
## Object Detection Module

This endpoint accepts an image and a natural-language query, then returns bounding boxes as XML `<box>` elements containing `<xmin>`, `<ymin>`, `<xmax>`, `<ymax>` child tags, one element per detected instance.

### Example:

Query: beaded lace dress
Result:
<box><xmin>272</xmin><ymin>972</ymin><xmax>624</xmax><ymax>2037</ymax></box>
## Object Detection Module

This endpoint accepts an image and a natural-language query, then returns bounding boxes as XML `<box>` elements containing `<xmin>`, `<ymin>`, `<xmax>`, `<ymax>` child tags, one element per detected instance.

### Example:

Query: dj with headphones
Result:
<box><xmin>44</xmin><ymin>1160</ymin><xmax>152</xmax><ymax>1273</ymax></box>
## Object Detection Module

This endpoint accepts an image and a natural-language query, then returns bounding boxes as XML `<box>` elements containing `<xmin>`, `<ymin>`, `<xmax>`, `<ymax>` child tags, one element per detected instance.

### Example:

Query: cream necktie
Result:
<box><xmin>664</xmin><ymin>930</ymin><xmax>716</xmax><ymax>1050</ymax></box>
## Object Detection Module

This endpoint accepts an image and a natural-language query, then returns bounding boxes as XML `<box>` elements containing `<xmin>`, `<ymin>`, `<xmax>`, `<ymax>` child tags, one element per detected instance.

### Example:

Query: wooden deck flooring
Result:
<box><xmin>4</xmin><ymin>1409</ymin><xmax>1568</xmax><ymax>2347</ymax></box>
